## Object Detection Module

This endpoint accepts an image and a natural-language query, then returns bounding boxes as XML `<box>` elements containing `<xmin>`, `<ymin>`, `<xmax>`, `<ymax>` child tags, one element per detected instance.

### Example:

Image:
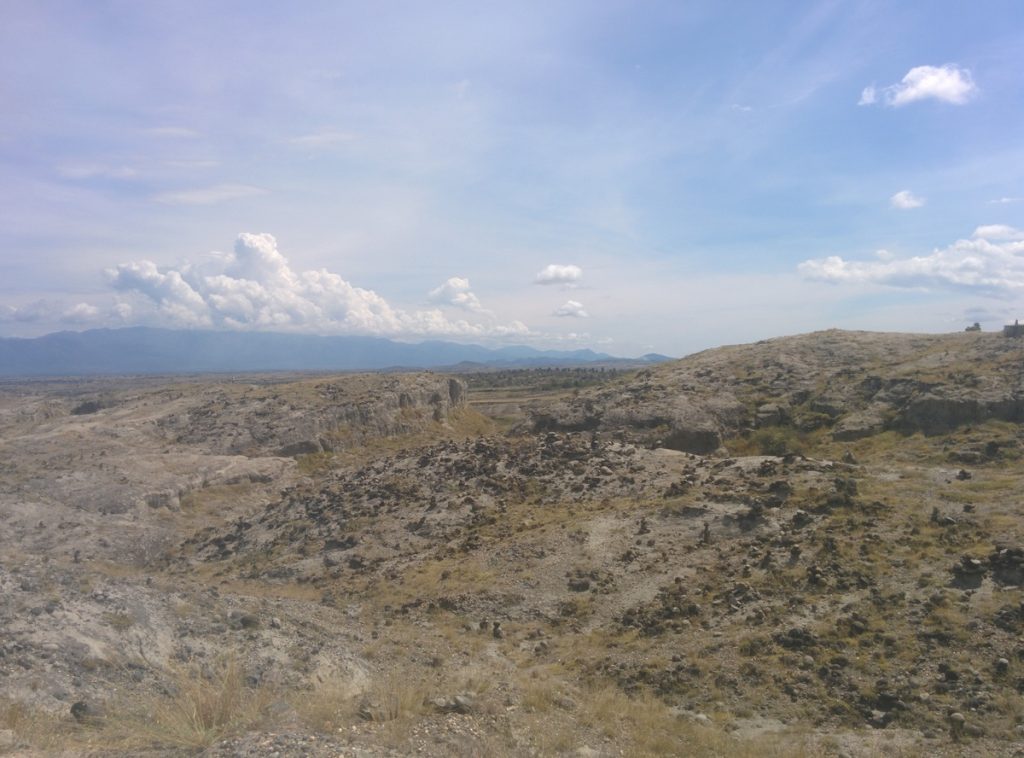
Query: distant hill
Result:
<box><xmin>528</xmin><ymin>328</ymin><xmax>1024</xmax><ymax>453</ymax></box>
<box><xmin>639</xmin><ymin>353</ymin><xmax>673</xmax><ymax>363</ymax></box>
<box><xmin>0</xmin><ymin>327</ymin><xmax>650</xmax><ymax>376</ymax></box>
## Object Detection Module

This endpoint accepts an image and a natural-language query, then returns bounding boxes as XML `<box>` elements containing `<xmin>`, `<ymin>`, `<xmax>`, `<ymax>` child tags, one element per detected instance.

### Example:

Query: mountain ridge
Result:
<box><xmin>0</xmin><ymin>326</ymin><xmax>668</xmax><ymax>376</ymax></box>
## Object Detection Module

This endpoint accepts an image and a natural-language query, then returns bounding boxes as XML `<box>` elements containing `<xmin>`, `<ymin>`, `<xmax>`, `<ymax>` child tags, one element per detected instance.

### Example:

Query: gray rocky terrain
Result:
<box><xmin>530</xmin><ymin>330</ymin><xmax>1024</xmax><ymax>451</ymax></box>
<box><xmin>2</xmin><ymin>330</ymin><xmax>1023</xmax><ymax>756</ymax></box>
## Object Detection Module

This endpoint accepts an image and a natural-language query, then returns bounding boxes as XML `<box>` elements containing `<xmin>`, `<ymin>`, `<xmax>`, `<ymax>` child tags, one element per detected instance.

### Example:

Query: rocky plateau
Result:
<box><xmin>1</xmin><ymin>330</ymin><xmax>1023</xmax><ymax>757</ymax></box>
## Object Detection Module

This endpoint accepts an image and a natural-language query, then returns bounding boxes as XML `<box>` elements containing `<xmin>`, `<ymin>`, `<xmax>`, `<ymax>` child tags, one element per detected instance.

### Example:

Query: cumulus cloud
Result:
<box><xmin>990</xmin><ymin>197</ymin><xmax>1020</xmax><ymax>205</ymax></box>
<box><xmin>427</xmin><ymin>277</ymin><xmax>490</xmax><ymax>314</ymax></box>
<box><xmin>154</xmin><ymin>184</ymin><xmax>267</xmax><ymax>205</ymax></box>
<box><xmin>0</xmin><ymin>300</ymin><xmax>51</xmax><ymax>323</ymax></box>
<box><xmin>0</xmin><ymin>300</ymin><xmax>117</xmax><ymax>326</ymax></box>
<box><xmin>534</xmin><ymin>264</ymin><xmax>583</xmax><ymax>286</ymax></box>
<box><xmin>553</xmin><ymin>300</ymin><xmax>588</xmax><ymax>318</ymax></box>
<box><xmin>798</xmin><ymin>225</ymin><xmax>1024</xmax><ymax>297</ymax></box>
<box><xmin>973</xmin><ymin>224</ymin><xmax>1024</xmax><ymax>241</ymax></box>
<box><xmin>890</xmin><ymin>190</ymin><xmax>925</xmax><ymax>209</ymax></box>
<box><xmin>863</xmin><ymin>64</ymin><xmax>977</xmax><ymax>107</ymax></box>
<box><xmin>60</xmin><ymin>303</ymin><xmax>101</xmax><ymax>323</ymax></box>
<box><xmin>107</xmin><ymin>233</ymin><xmax>529</xmax><ymax>338</ymax></box>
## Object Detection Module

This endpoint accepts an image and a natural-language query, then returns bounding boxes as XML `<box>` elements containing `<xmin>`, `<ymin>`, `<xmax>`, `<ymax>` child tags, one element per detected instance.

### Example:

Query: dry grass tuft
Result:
<box><xmin>0</xmin><ymin>696</ymin><xmax>74</xmax><ymax>751</ymax></box>
<box><xmin>575</xmin><ymin>685</ymin><xmax>823</xmax><ymax>757</ymax></box>
<box><xmin>295</xmin><ymin>671</ymin><xmax>429</xmax><ymax>732</ymax></box>
<box><xmin>107</xmin><ymin>656</ymin><xmax>278</xmax><ymax>750</ymax></box>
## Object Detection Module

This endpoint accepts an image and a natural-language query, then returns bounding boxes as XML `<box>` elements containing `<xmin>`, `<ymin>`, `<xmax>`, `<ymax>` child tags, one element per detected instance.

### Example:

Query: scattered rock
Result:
<box><xmin>432</xmin><ymin>693</ymin><xmax>475</xmax><ymax>714</ymax></box>
<box><xmin>70</xmin><ymin>700</ymin><xmax>102</xmax><ymax>724</ymax></box>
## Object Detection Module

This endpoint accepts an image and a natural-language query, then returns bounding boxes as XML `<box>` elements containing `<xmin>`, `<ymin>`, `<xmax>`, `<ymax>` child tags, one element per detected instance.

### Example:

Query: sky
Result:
<box><xmin>1</xmin><ymin>0</ymin><xmax>1023</xmax><ymax>357</ymax></box>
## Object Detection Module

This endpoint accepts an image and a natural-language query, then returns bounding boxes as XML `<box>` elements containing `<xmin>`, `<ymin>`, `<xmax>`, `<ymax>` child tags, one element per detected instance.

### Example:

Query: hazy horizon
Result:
<box><xmin>2</xmin><ymin>1</ymin><xmax>1023</xmax><ymax>357</ymax></box>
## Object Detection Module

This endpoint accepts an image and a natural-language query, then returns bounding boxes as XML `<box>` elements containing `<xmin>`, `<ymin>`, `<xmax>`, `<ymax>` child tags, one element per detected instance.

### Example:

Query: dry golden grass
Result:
<box><xmin>569</xmin><ymin>685</ymin><xmax>824</xmax><ymax>757</ymax></box>
<box><xmin>294</xmin><ymin>670</ymin><xmax>429</xmax><ymax>731</ymax></box>
<box><xmin>0</xmin><ymin>696</ymin><xmax>76</xmax><ymax>752</ymax></box>
<box><xmin>102</xmin><ymin>655</ymin><xmax>279</xmax><ymax>750</ymax></box>
<box><xmin>292</xmin><ymin>676</ymin><xmax>363</xmax><ymax>732</ymax></box>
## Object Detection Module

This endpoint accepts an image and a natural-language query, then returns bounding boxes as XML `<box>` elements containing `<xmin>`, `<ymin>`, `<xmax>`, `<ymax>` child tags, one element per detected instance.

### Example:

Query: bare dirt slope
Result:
<box><xmin>2</xmin><ymin>332</ymin><xmax>1023</xmax><ymax>757</ymax></box>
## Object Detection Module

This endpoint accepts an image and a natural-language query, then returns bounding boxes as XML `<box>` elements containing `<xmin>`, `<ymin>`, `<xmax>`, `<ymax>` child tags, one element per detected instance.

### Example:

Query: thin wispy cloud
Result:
<box><xmin>890</xmin><ymin>190</ymin><xmax>925</xmax><ymax>209</ymax></box>
<box><xmin>534</xmin><ymin>264</ymin><xmax>583</xmax><ymax>286</ymax></box>
<box><xmin>145</xmin><ymin>126</ymin><xmax>201</xmax><ymax>139</ymax></box>
<box><xmin>163</xmin><ymin>160</ymin><xmax>220</xmax><ymax>170</ymax></box>
<box><xmin>57</xmin><ymin>163</ymin><xmax>137</xmax><ymax>180</ymax></box>
<box><xmin>861</xmin><ymin>64</ymin><xmax>977</xmax><ymax>107</ymax></box>
<box><xmin>288</xmin><ymin>130</ymin><xmax>357</xmax><ymax>148</ymax></box>
<box><xmin>153</xmin><ymin>184</ymin><xmax>268</xmax><ymax>206</ymax></box>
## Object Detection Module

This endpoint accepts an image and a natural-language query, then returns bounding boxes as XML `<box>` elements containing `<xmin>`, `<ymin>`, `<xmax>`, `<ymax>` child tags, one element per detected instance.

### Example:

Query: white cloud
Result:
<box><xmin>288</xmin><ymin>130</ymin><xmax>357</xmax><ymax>148</ymax></box>
<box><xmin>890</xmin><ymin>190</ymin><xmax>925</xmax><ymax>209</ymax></box>
<box><xmin>973</xmin><ymin>224</ymin><xmax>1024</xmax><ymax>241</ymax></box>
<box><xmin>798</xmin><ymin>226</ymin><xmax>1024</xmax><ymax>297</ymax></box>
<box><xmin>60</xmin><ymin>303</ymin><xmax>101</xmax><ymax>323</ymax></box>
<box><xmin>427</xmin><ymin>277</ymin><xmax>490</xmax><ymax>314</ymax></box>
<box><xmin>864</xmin><ymin>64</ymin><xmax>977</xmax><ymax>108</ymax></box>
<box><xmin>154</xmin><ymin>184</ymin><xmax>268</xmax><ymax>206</ymax></box>
<box><xmin>553</xmin><ymin>300</ymin><xmax>588</xmax><ymax>318</ymax></box>
<box><xmin>112</xmin><ymin>302</ymin><xmax>133</xmax><ymax>321</ymax></box>
<box><xmin>0</xmin><ymin>300</ymin><xmax>115</xmax><ymax>326</ymax></box>
<box><xmin>534</xmin><ymin>264</ymin><xmax>583</xmax><ymax>286</ymax></box>
<box><xmin>108</xmin><ymin>233</ymin><xmax>529</xmax><ymax>338</ymax></box>
<box><xmin>0</xmin><ymin>300</ymin><xmax>50</xmax><ymax>323</ymax></box>
<box><xmin>989</xmin><ymin>197</ymin><xmax>1020</xmax><ymax>205</ymax></box>
<box><xmin>109</xmin><ymin>259</ymin><xmax>213</xmax><ymax>327</ymax></box>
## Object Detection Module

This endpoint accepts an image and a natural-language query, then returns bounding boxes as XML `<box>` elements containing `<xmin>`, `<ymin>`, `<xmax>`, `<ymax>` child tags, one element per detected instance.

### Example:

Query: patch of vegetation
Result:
<box><xmin>733</xmin><ymin>427</ymin><xmax>808</xmax><ymax>457</ymax></box>
<box><xmin>111</xmin><ymin>656</ymin><xmax>278</xmax><ymax>750</ymax></box>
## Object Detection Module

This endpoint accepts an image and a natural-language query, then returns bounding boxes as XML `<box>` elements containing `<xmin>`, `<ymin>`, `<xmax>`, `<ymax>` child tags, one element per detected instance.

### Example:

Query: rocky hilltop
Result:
<box><xmin>1</xmin><ymin>331</ymin><xmax>1023</xmax><ymax>757</ymax></box>
<box><xmin>530</xmin><ymin>330</ymin><xmax>1024</xmax><ymax>453</ymax></box>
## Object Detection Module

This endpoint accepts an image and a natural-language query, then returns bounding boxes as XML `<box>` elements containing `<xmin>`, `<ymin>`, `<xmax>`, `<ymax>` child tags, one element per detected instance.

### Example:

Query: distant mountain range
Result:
<box><xmin>0</xmin><ymin>328</ymin><xmax>672</xmax><ymax>376</ymax></box>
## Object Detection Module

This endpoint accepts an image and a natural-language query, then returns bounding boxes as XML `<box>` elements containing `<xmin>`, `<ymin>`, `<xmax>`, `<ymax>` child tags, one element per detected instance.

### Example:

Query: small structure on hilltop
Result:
<box><xmin>1004</xmin><ymin>320</ymin><xmax>1024</xmax><ymax>338</ymax></box>
<box><xmin>965</xmin><ymin>322</ymin><xmax>981</xmax><ymax>332</ymax></box>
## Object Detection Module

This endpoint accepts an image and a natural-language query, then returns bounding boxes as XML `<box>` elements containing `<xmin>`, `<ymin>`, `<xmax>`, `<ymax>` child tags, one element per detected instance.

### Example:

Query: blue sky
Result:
<box><xmin>1</xmin><ymin>0</ymin><xmax>1023</xmax><ymax>356</ymax></box>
